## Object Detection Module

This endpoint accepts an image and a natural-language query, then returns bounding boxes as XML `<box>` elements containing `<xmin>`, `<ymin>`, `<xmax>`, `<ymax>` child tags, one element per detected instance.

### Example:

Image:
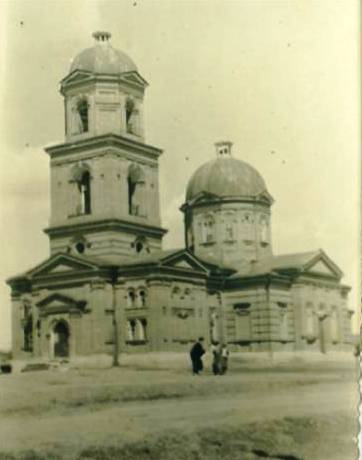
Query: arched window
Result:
<box><xmin>225</xmin><ymin>222</ymin><xmax>234</xmax><ymax>241</ymax></box>
<box><xmin>181</xmin><ymin>287</ymin><xmax>191</xmax><ymax>307</ymax></box>
<box><xmin>172</xmin><ymin>286</ymin><xmax>181</xmax><ymax>299</ymax></box>
<box><xmin>243</xmin><ymin>212</ymin><xmax>254</xmax><ymax>242</ymax></box>
<box><xmin>223</xmin><ymin>212</ymin><xmax>236</xmax><ymax>242</ymax></box>
<box><xmin>126</xmin><ymin>98</ymin><xmax>135</xmax><ymax>134</ymax></box>
<box><xmin>138</xmin><ymin>289</ymin><xmax>147</xmax><ymax>308</ymax></box>
<box><xmin>78</xmin><ymin>171</ymin><xmax>91</xmax><ymax>214</ymax></box>
<box><xmin>259</xmin><ymin>215</ymin><xmax>269</xmax><ymax>245</ymax></box>
<box><xmin>127</xmin><ymin>164</ymin><xmax>145</xmax><ymax>216</ymax></box>
<box><xmin>141</xmin><ymin>319</ymin><xmax>147</xmax><ymax>340</ymax></box>
<box><xmin>127</xmin><ymin>320</ymin><xmax>136</xmax><ymax>341</ymax></box>
<box><xmin>127</xmin><ymin>289</ymin><xmax>136</xmax><ymax>308</ymax></box>
<box><xmin>71</xmin><ymin>163</ymin><xmax>92</xmax><ymax>216</ymax></box>
<box><xmin>128</xmin><ymin>175</ymin><xmax>137</xmax><ymax>214</ymax></box>
<box><xmin>132</xmin><ymin>236</ymin><xmax>149</xmax><ymax>254</ymax></box>
<box><xmin>202</xmin><ymin>215</ymin><xmax>215</xmax><ymax>243</ymax></box>
<box><xmin>135</xmin><ymin>319</ymin><xmax>147</xmax><ymax>341</ymax></box>
<box><xmin>77</xmin><ymin>99</ymin><xmax>89</xmax><ymax>133</ymax></box>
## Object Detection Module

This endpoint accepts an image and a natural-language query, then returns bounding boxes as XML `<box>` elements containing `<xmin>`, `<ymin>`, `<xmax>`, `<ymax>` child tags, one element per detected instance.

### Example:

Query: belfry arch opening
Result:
<box><xmin>71</xmin><ymin>163</ymin><xmax>92</xmax><ymax>216</ymax></box>
<box><xmin>79</xmin><ymin>171</ymin><xmax>91</xmax><ymax>215</ymax></box>
<box><xmin>77</xmin><ymin>99</ymin><xmax>89</xmax><ymax>133</ymax></box>
<box><xmin>126</xmin><ymin>98</ymin><xmax>135</xmax><ymax>134</ymax></box>
<box><xmin>127</xmin><ymin>164</ymin><xmax>145</xmax><ymax>216</ymax></box>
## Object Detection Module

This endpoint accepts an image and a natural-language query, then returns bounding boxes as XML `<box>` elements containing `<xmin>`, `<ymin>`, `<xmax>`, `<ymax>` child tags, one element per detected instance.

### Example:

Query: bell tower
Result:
<box><xmin>45</xmin><ymin>32</ymin><xmax>167</xmax><ymax>263</ymax></box>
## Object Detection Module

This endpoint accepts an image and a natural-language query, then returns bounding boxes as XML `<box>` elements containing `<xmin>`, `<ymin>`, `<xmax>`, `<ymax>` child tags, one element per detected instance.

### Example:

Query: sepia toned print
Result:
<box><xmin>0</xmin><ymin>1</ymin><xmax>360</xmax><ymax>460</ymax></box>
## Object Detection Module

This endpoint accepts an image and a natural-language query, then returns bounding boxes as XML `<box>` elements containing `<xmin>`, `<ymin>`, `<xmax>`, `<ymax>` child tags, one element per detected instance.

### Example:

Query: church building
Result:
<box><xmin>7</xmin><ymin>32</ymin><xmax>354</xmax><ymax>360</ymax></box>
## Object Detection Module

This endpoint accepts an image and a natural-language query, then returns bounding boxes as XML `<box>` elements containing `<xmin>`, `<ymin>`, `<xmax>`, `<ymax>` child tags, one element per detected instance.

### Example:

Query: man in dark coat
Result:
<box><xmin>190</xmin><ymin>337</ymin><xmax>205</xmax><ymax>375</ymax></box>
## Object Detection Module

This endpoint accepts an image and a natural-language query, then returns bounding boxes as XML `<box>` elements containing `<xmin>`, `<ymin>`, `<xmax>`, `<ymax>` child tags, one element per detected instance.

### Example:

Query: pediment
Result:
<box><xmin>189</xmin><ymin>192</ymin><xmax>220</xmax><ymax>206</ymax></box>
<box><xmin>172</xmin><ymin>260</ymin><xmax>195</xmax><ymax>270</ymax></box>
<box><xmin>161</xmin><ymin>250</ymin><xmax>209</xmax><ymax>273</ymax></box>
<box><xmin>61</xmin><ymin>70</ymin><xmax>93</xmax><ymax>86</ymax></box>
<box><xmin>172</xmin><ymin>307</ymin><xmax>195</xmax><ymax>319</ymax></box>
<box><xmin>180</xmin><ymin>192</ymin><xmax>220</xmax><ymax>211</ymax></box>
<box><xmin>37</xmin><ymin>293</ymin><xmax>77</xmax><ymax>308</ymax></box>
<box><xmin>120</xmin><ymin>71</ymin><xmax>148</xmax><ymax>88</ymax></box>
<box><xmin>303</xmin><ymin>252</ymin><xmax>342</xmax><ymax>279</ymax></box>
<box><xmin>256</xmin><ymin>190</ymin><xmax>274</xmax><ymax>205</ymax></box>
<box><xmin>28</xmin><ymin>254</ymin><xmax>99</xmax><ymax>278</ymax></box>
<box><xmin>37</xmin><ymin>293</ymin><xmax>87</xmax><ymax>316</ymax></box>
<box><xmin>306</xmin><ymin>260</ymin><xmax>333</xmax><ymax>275</ymax></box>
<box><xmin>51</xmin><ymin>264</ymin><xmax>75</xmax><ymax>273</ymax></box>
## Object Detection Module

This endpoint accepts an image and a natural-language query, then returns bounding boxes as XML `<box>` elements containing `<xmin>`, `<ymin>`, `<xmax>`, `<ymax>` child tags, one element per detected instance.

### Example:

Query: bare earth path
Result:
<box><xmin>0</xmin><ymin>380</ymin><xmax>356</xmax><ymax>453</ymax></box>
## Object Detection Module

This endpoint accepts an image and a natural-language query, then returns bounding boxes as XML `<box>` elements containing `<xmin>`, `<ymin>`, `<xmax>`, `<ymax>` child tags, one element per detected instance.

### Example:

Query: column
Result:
<box><xmin>10</xmin><ymin>292</ymin><xmax>23</xmax><ymax>358</ymax></box>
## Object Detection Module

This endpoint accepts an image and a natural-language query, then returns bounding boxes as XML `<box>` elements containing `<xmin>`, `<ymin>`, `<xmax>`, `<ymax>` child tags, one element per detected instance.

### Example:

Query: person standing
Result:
<box><xmin>219</xmin><ymin>343</ymin><xmax>229</xmax><ymax>375</ymax></box>
<box><xmin>211</xmin><ymin>341</ymin><xmax>221</xmax><ymax>375</ymax></box>
<box><xmin>190</xmin><ymin>337</ymin><xmax>205</xmax><ymax>375</ymax></box>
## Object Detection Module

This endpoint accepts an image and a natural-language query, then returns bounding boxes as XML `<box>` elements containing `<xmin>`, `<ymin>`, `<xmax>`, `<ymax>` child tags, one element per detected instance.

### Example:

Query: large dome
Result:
<box><xmin>186</xmin><ymin>151</ymin><xmax>269</xmax><ymax>202</ymax></box>
<box><xmin>69</xmin><ymin>31</ymin><xmax>137</xmax><ymax>75</ymax></box>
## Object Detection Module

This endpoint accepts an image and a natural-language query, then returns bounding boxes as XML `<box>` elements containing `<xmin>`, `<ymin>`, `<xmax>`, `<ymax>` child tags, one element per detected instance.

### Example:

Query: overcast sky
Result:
<box><xmin>0</xmin><ymin>0</ymin><xmax>360</xmax><ymax>349</ymax></box>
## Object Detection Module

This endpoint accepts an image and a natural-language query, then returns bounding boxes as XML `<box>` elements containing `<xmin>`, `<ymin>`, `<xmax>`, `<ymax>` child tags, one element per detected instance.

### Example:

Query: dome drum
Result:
<box><xmin>184</xmin><ymin>201</ymin><xmax>272</xmax><ymax>267</ymax></box>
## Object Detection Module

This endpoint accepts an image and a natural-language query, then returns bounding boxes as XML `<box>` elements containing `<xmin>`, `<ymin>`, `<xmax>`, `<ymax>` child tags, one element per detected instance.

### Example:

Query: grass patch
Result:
<box><xmin>1</xmin><ymin>376</ymin><xmax>326</xmax><ymax>417</ymax></box>
<box><xmin>0</xmin><ymin>414</ymin><xmax>357</xmax><ymax>460</ymax></box>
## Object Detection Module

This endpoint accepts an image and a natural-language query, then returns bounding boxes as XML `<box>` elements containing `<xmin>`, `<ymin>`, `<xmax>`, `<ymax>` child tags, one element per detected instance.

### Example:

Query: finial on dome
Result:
<box><xmin>215</xmin><ymin>141</ymin><xmax>233</xmax><ymax>158</ymax></box>
<box><xmin>92</xmin><ymin>31</ymin><xmax>112</xmax><ymax>42</ymax></box>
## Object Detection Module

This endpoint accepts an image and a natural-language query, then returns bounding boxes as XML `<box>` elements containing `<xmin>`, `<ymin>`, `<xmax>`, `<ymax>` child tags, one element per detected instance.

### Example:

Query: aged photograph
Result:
<box><xmin>0</xmin><ymin>1</ymin><xmax>360</xmax><ymax>459</ymax></box>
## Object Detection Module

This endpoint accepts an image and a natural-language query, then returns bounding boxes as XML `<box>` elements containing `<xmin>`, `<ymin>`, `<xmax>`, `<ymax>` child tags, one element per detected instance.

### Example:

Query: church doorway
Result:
<box><xmin>53</xmin><ymin>321</ymin><xmax>70</xmax><ymax>358</ymax></box>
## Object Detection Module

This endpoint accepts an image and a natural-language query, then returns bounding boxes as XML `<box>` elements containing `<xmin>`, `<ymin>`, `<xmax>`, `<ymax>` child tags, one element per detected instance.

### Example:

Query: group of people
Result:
<box><xmin>189</xmin><ymin>337</ymin><xmax>229</xmax><ymax>375</ymax></box>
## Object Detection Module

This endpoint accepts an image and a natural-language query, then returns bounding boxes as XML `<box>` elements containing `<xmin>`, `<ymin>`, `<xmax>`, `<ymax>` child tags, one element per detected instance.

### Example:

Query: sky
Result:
<box><xmin>0</xmin><ymin>0</ymin><xmax>360</xmax><ymax>349</ymax></box>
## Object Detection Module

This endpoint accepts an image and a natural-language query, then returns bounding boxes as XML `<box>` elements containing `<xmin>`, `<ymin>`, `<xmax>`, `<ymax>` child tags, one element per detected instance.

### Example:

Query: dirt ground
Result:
<box><xmin>0</xmin><ymin>353</ymin><xmax>359</xmax><ymax>460</ymax></box>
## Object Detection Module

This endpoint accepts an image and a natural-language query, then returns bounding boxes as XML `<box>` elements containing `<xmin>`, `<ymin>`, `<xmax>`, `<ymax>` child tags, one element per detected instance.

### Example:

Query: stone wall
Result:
<box><xmin>291</xmin><ymin>280</ymin><xmax>353</xmax><ymax>352</ymax></box>
<box><xmin>221</xmin><ymin>284</ymin><xmax>293</xmax><ymax>352</ymax></box>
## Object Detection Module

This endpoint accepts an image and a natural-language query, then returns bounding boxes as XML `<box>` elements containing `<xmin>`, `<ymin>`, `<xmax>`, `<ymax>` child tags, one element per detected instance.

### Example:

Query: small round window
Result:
<box><xmin>75</xmin><ymin>242</ymin><xmax>85</xmax><ymax>254</ymax></box>
<box><xmin>135</xmin><ymin>241</ymin><xmax>143</xmax><ymax>253</ymax></box>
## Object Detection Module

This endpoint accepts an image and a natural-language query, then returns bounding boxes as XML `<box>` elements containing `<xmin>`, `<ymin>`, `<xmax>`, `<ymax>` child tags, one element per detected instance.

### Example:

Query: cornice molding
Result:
<box><xmin>51</xmin><ymin>148</ymin><xmax>159</xmax><ymax>169</ymax></box>
<box><xmin>45</xmin><ymin>133</ymin><xmax>162</xmax><ymax>161</ymax></box>
<box><xmin>225</xmin><ymin>273</ymin><xmax>292</xmax><ymax>290</ymax></box>
<box><xmin>44</xmin><ymin>218</ymin><xmax>168</xmax><ymax>239</ymax></box>
<box><xmin>60</xmin><ymin>70</ymin><xmax>148</xmax><ymax>94</ymax></box>
<box><xmin>180</xmin><ymin>195</ymin><xmax>272</xmax><ymax>213</ymax></box>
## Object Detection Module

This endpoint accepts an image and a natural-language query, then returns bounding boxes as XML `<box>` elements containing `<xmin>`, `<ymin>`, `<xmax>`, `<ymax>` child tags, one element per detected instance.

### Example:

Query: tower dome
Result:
<box><xmin>69</xmin><ymin>31</ymin><xmax>137</xmax><ymax>75</ymax></box>
<box><xmin>185</xmin><ymin>141</ymin><xmax>270</xmax><ymax>203</ymax></box>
